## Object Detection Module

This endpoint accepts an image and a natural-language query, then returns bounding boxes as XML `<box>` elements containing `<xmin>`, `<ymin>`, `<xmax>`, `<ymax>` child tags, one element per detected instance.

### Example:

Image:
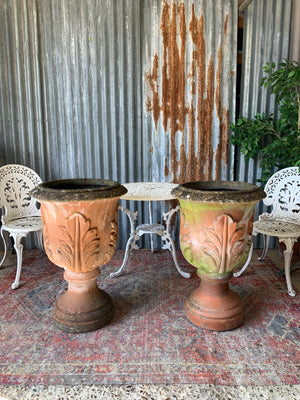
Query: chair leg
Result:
<box><xmin>11</xmin><ymin>233</ymin><xmax>25</xmax><ymax>290</ymax></box>
<box><xmin>233</xmin><ymin>242</ymin><xmax>253</xmax><ymax>277</ymax></box>
<box><xmin>279</xmin><ymin>237</ymin><xmax>296</xmax><ymax>297</ymax></box>
<box><xmin>0</xmin><ymin>227</ymin><xmax>8</xmax><ymax>267</ymax></box>
<box><xmin>258</xmin><ymin>234</ymin><xmax>270</xmax><ymax>260</ymax></box>
<box><xmin>36</xmin><ymin>230</ymin><xmax>45</xmax><ymax>253</ymax></box>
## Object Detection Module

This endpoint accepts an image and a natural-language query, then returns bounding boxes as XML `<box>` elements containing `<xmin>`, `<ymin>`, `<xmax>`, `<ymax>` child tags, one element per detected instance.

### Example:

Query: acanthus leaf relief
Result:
<box><xmin>102</xmin><ymin>219</ymin><xmax>118</xmax><ymax>265</ymax></box>
<box><xmin>57</xmin><ymin>213</ymin><xmax>101</xmax><ymax>273</ymax></box>
<box><xmin>201</xmin><ymin>214</ymin><xmax>246</xmax><ymax>274</ymax></box>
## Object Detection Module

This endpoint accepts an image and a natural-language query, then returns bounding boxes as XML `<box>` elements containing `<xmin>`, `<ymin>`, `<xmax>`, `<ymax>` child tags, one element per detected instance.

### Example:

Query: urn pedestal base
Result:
<box><xmin>53</xmin><ymin>269</ymin><xmax>113</xmax><ymax>333</ymax></box>
<box><xmin>185</xmin><ymin>273</ymin><xmax>243</xmax><ymax>331</ymax></box>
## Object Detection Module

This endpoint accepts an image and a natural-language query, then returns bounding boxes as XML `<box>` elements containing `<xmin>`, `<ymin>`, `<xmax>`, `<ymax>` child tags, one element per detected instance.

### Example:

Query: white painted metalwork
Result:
<box><xmin>0</xmin><ymin>164</ymin><xmax>44</xmax><ymax>289</ymax></box>
<box><xmin>110</xmin><ymin>182</ymin><xmax>190</xmax><ymax>279</ymax></box>
<box><xmin>234</xmin><ymin>167</ymin><xmax>300</xmax><ymax>296</ymax></box>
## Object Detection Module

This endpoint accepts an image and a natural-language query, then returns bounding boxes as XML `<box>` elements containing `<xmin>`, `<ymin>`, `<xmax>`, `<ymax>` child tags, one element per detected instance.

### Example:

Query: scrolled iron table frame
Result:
<box><xmin>110</xmin><ymin>182</ymin><xmax>191</xmax><ymax>279</ymax></box>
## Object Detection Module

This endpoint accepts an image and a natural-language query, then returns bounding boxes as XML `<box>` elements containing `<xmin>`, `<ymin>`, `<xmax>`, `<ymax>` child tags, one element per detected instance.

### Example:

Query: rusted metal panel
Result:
<box><xmin>144</xmin><ymin>0</ymin><xmax>237</xmax><ymax>183</ymax></box>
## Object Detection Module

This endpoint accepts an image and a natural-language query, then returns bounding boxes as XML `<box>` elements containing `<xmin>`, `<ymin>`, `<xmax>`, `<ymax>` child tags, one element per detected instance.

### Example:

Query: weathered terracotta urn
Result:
<box><xmin>31</xmin><ymin>179</ymin><xmax>127</xmax><ymax>333</ymax></box>
<box><xmin>172</xmin><ymin>181</ymin><xmax>265</xmax><ymax>331</ymax></box>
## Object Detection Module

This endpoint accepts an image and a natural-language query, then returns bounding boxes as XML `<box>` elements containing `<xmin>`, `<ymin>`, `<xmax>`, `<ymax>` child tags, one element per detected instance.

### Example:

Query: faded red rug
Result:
<box><xmin>0</xmin><ymin>249</ymin><xmax>299</xmax><ymax>386</ymax></box>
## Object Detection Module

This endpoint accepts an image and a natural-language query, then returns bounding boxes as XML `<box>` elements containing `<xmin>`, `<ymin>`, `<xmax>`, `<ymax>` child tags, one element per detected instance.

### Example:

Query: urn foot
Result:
<box><xmin>185</xmin><ymin>273</ymin><xmax>243</xmax><ymax>331</ymax></box>
<box><xmin>53</xmin><ymin>269</ymin><xmax>113</xmax><ymax>333</ymax></box>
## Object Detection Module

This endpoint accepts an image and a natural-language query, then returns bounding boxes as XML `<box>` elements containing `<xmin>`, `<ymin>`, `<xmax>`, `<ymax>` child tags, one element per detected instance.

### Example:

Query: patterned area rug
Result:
<box><xmin>0</xmin><ymin>249</ymin><xmax>299</xmax><ymax>386</ymax></box>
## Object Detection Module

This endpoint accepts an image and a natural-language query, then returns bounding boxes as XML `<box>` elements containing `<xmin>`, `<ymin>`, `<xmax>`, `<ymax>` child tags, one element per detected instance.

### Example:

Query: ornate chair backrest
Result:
<box><xmin>0</xmin><ymin>164</ymin><xmax>42</xmax><ymax>224</ymax></box>
<box><xmin>263</xmin><ymin>167</ymin><xmax>300</xmax><ymax>223</ymax></box>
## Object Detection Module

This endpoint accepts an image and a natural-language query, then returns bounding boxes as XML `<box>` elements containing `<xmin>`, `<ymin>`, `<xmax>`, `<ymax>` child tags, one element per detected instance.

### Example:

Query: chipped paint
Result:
<box><xmin>145</xmin><ymin>0</ymin><xmax>233</xmax><ymax>183</ymax></box>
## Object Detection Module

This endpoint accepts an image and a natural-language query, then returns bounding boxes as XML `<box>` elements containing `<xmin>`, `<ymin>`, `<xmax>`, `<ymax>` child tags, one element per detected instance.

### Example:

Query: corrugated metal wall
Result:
<box><xmin>0</xmin><ymin>0</ymin><xmax>237</xmax><ymax>250</ymax></box>
<box><xmin>0</xmin><ymin>0</ymin><xmax>294</xmax><ymax>252</ymax></box>
<box><xmin>236</xmin><ymin>0</ymin><xmax>293</xmax><ymax>248</ymax></box>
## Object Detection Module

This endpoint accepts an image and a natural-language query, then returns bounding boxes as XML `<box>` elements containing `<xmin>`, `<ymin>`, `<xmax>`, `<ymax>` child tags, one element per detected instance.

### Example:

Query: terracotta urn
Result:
<box><xmin>31</xmin><ymin>179</ymin><xmax>127</xmax><ymax>333</ymax></box>
<box><xmin>172</xmin><ymin>181</ymin><xmax>265</xmax><ymax>331</ymax></box>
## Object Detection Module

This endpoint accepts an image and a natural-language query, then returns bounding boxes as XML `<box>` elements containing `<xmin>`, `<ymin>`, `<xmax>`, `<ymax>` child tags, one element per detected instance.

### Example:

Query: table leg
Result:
<box><xmin>110</xmin><ymin>206</ymin><xmax>139</xmax><ymax>278</ymax></box>
<box><xmin>149</xmin><ymin>201</ymin><xmax>154</xmax><ymax>253</ymax></box>
<box><xmin>162</xmin><ymin>205</ymin><xmax>191</xmax><ymax>278</ymax></box>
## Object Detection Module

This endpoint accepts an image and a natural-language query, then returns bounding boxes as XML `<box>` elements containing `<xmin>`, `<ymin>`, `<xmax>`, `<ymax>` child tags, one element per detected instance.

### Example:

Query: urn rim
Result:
<box><xmin>171</xmin><ymin>180</ymin><xmax>266</xmax><ymax>203</ymax></box>
<box><xmin>30</xmin><ymin>178</ymin><xmax>127</xmax><ymax>202</ymax></box>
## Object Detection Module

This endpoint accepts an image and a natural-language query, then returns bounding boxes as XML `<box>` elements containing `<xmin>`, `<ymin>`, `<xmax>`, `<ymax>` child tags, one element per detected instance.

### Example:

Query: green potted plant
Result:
<box><xmin>231</xmin><ymin>60</ymin><xmax>300</xmax><ymax>186</ymax></box>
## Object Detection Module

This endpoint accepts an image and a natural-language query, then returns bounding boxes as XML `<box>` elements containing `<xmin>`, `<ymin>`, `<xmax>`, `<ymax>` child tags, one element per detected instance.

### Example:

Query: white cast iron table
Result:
<box><xmin>110</xmin><ymin>182</ymin><xmax>191</xmax><ymax>279</ymax></box>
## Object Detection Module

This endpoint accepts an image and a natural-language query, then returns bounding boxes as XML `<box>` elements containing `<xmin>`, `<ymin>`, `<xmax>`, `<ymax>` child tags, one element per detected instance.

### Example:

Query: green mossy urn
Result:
<box><xmin>172</xmin><ymin>180</ymin><xmax>266</xmax><ymax>331</ymax></box>
<box><xmin>172</xmin><ymin>181</ymin><xmax>266</xmax><ymax>279</ymax></box>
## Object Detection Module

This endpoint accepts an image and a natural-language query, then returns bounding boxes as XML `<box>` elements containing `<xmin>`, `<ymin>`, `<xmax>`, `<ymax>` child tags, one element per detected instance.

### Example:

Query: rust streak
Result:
<box><xmin>215</xmin><ymin>43</ymin><xmax>222</xmax><ymax>180</ymax></box>
<box><xmin>178</xmin><ymin>2</ymin><xmax>187</xmax><ymax>132</ymax></box>
<box><xmin>151</xmin><ymin>54</ymin><xmax>160</xmax><ymax>130</ymax></box>
<box><xmin>186</xmin><ymin>104</ymin><xmax>195</xmax><ymax>181</ymax></box>
<box><xmin>203</xmin><ymin>56</ymin><xmax>214</xmax><ymax>180</ymax></box>
<box><xmin>164</xmin><ymin>157</ymin><xmax>169</xmax><ymax>177</ymax></box>
<box><xmin>179</xmin><ymin>141</ymin><xmax>187</xmax><ymax>182</ymax></box>
<box><xmin>145</xmin><ymin>54</ymin><xmax>160</xmax><ymax>129</ymax></box>
<box><xmin>189</xmin><ymin>8</ymin><xmax>206</xmax><ymax>180</ymax></box>
<box><xmin>222</xmin><ymin>107</ymin><xmax>230</xmax><ymax>164</ymax></box>
<box><xmin>224</xmin><ymin>13</ymin><xmax>229</xmax><ymax>36</ymax></box>
<box><xmin>215</xmin><ymin>44</ymin><xmax>222</xmax><ymax>122</ymax></box>
<box><xmin>215</xmin><ymin>144</ymin><xmax>221</xmax><ymax>181</ymax></box>
<box><xmin>145</xmin><ymin>1</ymin><xmax>231</xmax><ymax>183</ymax></box>
<box><xmin>169</xmin><ymin>1</ymin><xmax>180</xmax><ymax>177</ymax></box>
<box><xmin>160</xmin><ymin>0</ymin><xmax>188</xmax><ymax>182</ymax></box>
<box><xmin>161</xmin><ymin>0</ymin><xmax>170</xmax><ymax>133</ymax></box>
<box><xmin>145</xmin><ymin>96</ymin><xmax>152</xmax><ymax>113</ymax></box>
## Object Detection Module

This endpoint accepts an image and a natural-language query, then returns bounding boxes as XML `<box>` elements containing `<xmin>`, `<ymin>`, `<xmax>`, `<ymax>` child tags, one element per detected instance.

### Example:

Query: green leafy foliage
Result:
<box><xmin>231</xmin><ymin>60</ymin><xmax>300</xmax><ymax>185</ymax></box>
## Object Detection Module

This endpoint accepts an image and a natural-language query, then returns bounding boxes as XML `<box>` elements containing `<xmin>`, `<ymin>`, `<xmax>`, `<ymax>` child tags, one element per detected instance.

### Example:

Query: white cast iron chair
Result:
<box><xmin>234</xmin><ymin>167</ymin><xmax>300</xmax><ymax>296</ymax></box>
<box><xmin>0</xmin><ymin>164</ymin><xmax>43</xmax><ymax>289</ymax></box>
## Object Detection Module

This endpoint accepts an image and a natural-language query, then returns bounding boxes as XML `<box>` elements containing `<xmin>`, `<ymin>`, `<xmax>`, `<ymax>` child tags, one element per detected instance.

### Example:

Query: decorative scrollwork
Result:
<box><xmin>0</xmin><ymin>165</ymin><xmax>42</xmax><ymax>222</ymax></box>
<box><xmin>3</xmin><ymin>178</ymin><xmax>31</xmax><ymax>209</ymax></box>
<box><xmin>263</xmin><ymin>167</ymin><xmax>300</xmax><ymax>221</ymax></box>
